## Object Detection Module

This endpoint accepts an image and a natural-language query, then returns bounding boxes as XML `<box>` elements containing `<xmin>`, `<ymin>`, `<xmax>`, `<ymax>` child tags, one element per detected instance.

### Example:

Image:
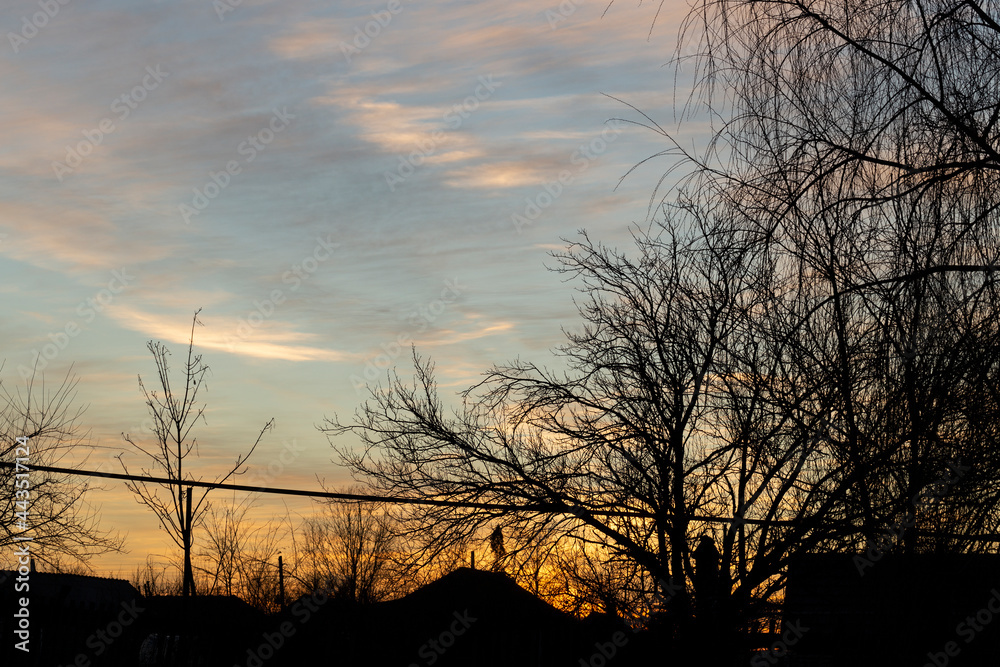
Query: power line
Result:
<box><xmin>0</xmin><ymin>460</ymin><xmax>788</xmax><ymax>524</ymax></box>
<box><xmin>2</xmin><ymin>460</ymin><xmax>533</xmax><ymax>509</ymax></box>
<box><xmin>0</xmin><ymin>460</ymin><xmax>644</xmax><ymax>517</ymax></box>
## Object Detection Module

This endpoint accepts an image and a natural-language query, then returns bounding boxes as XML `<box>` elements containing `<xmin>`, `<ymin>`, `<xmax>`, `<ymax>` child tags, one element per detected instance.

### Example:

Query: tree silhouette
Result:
<box><xmin>327</xmin><ymin>0</ymin><xmax>1000</xmax><ymax>645</ymax></box>
<box><xmin>296</xmin><ymin>489</ymin><xmax>398</xmax><ymax>604</ymax></box>
<box><xmin>119</xmin><ymin>310</ymin><xmax>273</xmax><ymax>596</ymax></box>
<box><xmin>196</xmin><ymin>494</ymin><xmax>290</xmax><ymax>611</ymax></box>
<box><xmin>0</xmin><ymin>369</ymin><xmax>122</xmax><ymax>568</ymax></box>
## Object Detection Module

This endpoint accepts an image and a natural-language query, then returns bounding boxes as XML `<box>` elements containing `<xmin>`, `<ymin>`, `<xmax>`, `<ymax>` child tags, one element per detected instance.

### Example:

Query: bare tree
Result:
<box><xmin>296</xmin><ymin>489</ymin><xmax>398</xmax><ymax>604</ymax></box>
<box><xmin>542</xmin><ymin>541</ymin><xmax>649</xmax><ymax>620</ymax></box>
<box><xmin>325</xmin><ymin>209</ymin><xmax>1000</xmax><ymax>640</ymax></box>
<box><xmin>198</xmin><ymin>494</ymin><xmax>289</xmax><ymax>612</ymax></box>
<box><xmin>130</xmin><ymin>555</ymin><xmax>182</xmax><ymax>597</ymax></box>
<box><xmin>677</xmin><ymin>0</ymin><xmax>1000</xmax><ymax>198</ymax></box>
<box><xmin>324</xmin><ymin>0</ymin><xmax>1000</xmax><ymax>651</ymax></box>
<box><xmin>660</xmin><ymin>0</ymin><xmax>1000</xmax><ymax>553</ymax></box>
<box><xmin>119</xmin><ymin>310</ymin><xmax>274</xmax><ymax>596</ymax></box>
<box><xmin>324</xmin><ymin>221</ymin><xmax>768</xmax><ymax>633</ymax></box>
<box><xmin>0</xmin><ymin>369</ymin><xmax>122</xmax><ymax>569</ymax></box>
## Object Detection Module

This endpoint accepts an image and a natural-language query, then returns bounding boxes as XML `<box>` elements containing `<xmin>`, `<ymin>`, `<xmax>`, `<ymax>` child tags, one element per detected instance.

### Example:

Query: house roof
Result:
<box><xmin>0</xmin><ymin>570</ymin><xmax>139</xmax><ymax>611</ymax></box>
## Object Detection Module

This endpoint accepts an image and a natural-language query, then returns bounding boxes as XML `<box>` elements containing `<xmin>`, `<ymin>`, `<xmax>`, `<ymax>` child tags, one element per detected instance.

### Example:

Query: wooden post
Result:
<box><xmin>183</xmin><ymin>487</ymin><xmax>195</xmax><ymax>597</ymax></box>
<box><xmin>180</xmin><ymin>487</ymin><xmax>194</xmax><ymax>663</ymax></box>
<box><xmin>278</xmin><ymin>554</ymin><xmax>285</xmax><ymax>612</ymax></box>
<box><xmin>179</xmin><ymin>485</ymin><xmax>186</xmax><ymax>596</ymax></box>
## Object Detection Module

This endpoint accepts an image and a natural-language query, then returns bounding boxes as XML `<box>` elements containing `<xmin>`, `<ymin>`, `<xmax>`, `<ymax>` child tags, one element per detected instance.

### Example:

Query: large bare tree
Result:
<box><xmin>664</xmin><ymin>0</ymin><xmax>1000</xmax><ymax>551</ymax></box>
<box><xmin>326</xmin><ymin>0</ymin><xmax>1000</xmax><ymax>654</ymax></box>
<box><xmin>326</xmin><ymin>211</ymin><xmax>999</xmax><ymax>644</ymax></box>
<box><xmin>324</xmin><ymin>220</ymin><xmax>792</xmax><ymax>633</ymax></box>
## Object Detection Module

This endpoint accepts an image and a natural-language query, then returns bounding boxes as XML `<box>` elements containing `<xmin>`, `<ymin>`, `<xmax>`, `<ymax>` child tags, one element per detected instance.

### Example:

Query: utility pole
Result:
<box><xmin>278</xmin><ymin>554</ymin><xmax>286</xmax><ymax>612</ymax></box>
<box><xmin>182</xmin><ymin>487</ymin><xmax>195</xmax><ymax>597</ymax></box>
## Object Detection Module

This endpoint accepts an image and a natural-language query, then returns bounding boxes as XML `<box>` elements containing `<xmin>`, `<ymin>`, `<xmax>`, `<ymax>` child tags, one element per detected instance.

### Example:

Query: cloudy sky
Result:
<box><xmin>1</xmin><ymin>0</ymin><xmax>698</xmax><ymax>574</ymax></box>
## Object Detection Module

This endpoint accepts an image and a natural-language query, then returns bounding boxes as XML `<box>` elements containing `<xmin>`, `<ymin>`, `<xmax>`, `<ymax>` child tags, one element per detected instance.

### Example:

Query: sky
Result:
<box><xmin>0</xmin><ymin>0</ymin><xmax>700</xmax><ymax>576</ymax></box>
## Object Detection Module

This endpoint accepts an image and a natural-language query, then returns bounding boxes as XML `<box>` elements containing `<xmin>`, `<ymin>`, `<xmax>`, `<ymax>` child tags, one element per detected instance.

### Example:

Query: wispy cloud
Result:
<box><xmin>107</xmin><ymin>305</ymin><xmax>355</xmax><ymax>363</ymax></box>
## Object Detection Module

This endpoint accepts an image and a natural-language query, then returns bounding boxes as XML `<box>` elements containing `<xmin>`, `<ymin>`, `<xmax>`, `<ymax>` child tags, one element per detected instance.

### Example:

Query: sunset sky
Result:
<box><xmin>1</xmin><ymin>0</ymin><xmax>699</xmax><ymax>575</ymax></box>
